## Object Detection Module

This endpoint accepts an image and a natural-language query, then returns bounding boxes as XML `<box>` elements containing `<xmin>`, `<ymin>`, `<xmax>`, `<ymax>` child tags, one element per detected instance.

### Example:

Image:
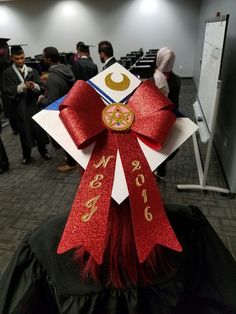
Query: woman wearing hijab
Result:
<box><xmin>0</xmin><ymin>78</ymin><xmax>236</xmax><ymax>314</ymax></box>
<box><xmin>154</xmin><ymin>47</ymin><xmax>181</xmax><ymax>179</ymax></box>
<box><xmin>154</xmin><ymin>47</ymin><xmax>181</xmax><ymax>109</ymax></box>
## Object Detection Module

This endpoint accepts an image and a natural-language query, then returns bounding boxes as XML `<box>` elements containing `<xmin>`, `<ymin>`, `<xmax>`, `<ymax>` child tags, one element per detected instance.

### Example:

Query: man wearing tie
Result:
<box><xmin>98</xmin><ymin>41</ymin><xmax>117</xmax><ymax>70</ymax></box>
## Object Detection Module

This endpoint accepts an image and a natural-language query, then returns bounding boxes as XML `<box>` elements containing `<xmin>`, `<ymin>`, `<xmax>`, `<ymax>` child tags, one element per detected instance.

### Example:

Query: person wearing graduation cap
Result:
<box><xmin>0</xmin><ymin>38</ymin><xmax>18</xmax><ymax>135</ymax></box>
<box><xmin>2</xmin><ymin>45</ymin><xmax>50</xmax><ymax>165</ymax></box>
<box><xmin>71</xmin><ymin>43</ymin><xmax>98</xmax><ymax>81</ymax></box>
<box><xmin>0</xmin><ymin>72</ymin><xmax>236</xmax><ymax>313</ymax></box>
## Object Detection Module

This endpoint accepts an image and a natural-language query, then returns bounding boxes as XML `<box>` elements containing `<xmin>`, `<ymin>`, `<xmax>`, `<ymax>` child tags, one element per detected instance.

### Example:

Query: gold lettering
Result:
<box><xmin>135</xmin><ymin>174</ymin><xmax>145</xmax><ymax>187</ymax></box>
<box><xmin>81</xmin><ymin>195</ymin><xmax>101</xmax><ymax>222</ymax></box>
<box><xmin>89</xmin><ymin>174</ymin><xmax>104</xmax><ymax>189</ymax></box>
<box><xmin>144</xmin><ymin>206</ymin><xmax>153</xmax><ymax>222</ymax></box>
<box><xmin>105</xmin><ymin>73</ymin><xmax>130</xmax><ymax>91</ymax></box>
<box><xmin>132</xmin><ymin>160</ymin><xmax>141</xmax><ymax>172</ymax></box>
<box><xmin>94</xmin><ymin>155</ymin><xmax>114</xmax><ymax>169</ymax></box>
<box><xmin>142</xmin><ymin>189</ymin><xmax>148</xmax><ymax>203</ymax></box>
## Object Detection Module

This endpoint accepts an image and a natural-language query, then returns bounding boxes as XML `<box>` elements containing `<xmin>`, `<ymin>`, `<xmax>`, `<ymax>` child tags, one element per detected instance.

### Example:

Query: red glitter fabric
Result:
<box><xmin>129</xmin><ymin>80</ymin><xmax>176</xmax><ymax>150</ymax></box>
<box><xmin>57</xmin><ymin>80</ymin><xmax>182</xmax><ymax>264</ymax></box>
<box><xmin>59</xmin><ymin>81</ymin><xmax>106</xmax><ymax>148</ymax></box>
<box><xmin>117</xmin><ymin>132</ymin><xmax>182</xmax><ymax>262</ymax></box>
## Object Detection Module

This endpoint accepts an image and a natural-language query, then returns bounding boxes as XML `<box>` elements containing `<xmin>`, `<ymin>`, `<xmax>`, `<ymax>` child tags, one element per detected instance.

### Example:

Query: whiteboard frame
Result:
<box><xmin>177</xmin><ymin>15</ymin><xmax>231</xmax><ymax>195</ymax></box>
<box><xmin>197</xmin><ymin>14</ymin><xmax>229</xmax><ymax>133</ymax></box>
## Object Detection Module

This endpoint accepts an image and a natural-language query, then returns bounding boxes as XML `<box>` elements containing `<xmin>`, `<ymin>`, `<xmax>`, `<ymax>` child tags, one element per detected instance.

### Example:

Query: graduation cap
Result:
<box><xmin>8</xmin><ymin>44</ymin><xmax>28</xmax><ymax>55</ymax></box>
<box><xmin>0</xmin><ymin>38</ymin><xmax>10</xmax><ymax>48</ymax></box>
<box><xmin>77</xmin><ymin>43</ymin><xmax>95</xmax><ymax>53</ymax></box>
<box><xmin>76</xmin><ymin>41</ymin><xmax>85</xmax><ymax>49</ymax></box>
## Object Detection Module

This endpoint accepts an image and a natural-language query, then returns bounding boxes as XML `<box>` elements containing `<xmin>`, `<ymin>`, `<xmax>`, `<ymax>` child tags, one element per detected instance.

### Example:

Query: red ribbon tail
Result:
<box><xmin>117</xmin><ymin>132</ymin><xmax>182</xmax><ymax>263</ymax></box>
<box><xmin>57</xmin><ymin>134</ymin><xmax>117</xmax><ymax>264</ymax></box>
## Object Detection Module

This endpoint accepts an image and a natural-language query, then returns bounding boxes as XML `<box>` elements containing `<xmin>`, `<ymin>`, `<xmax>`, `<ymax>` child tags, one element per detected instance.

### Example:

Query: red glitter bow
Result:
<box><xmin>57</xmin><ymin>80</ymin><xmax>182</xmax><ymax>264</ymax></box>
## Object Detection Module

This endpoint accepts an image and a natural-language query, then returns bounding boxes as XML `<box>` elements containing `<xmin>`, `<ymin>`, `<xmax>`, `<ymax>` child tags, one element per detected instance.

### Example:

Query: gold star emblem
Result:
<box><xmin>102</xmin><ymin>103</ymin><xmax>134</xmax><ymax>131</ymax></box>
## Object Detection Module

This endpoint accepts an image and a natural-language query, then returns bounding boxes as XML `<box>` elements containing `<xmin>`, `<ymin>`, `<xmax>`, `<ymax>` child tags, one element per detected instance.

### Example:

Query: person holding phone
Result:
<box><xmin>2</xmin><ymin>45</ymin><xmax>50</xmax><ymax>165</ymax></box>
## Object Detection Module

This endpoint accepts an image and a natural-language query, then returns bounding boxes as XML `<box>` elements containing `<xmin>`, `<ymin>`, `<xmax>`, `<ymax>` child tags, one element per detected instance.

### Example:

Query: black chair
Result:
<box><xmin>34</xmin><ymin>54</ymin><xmax>43</xmax><ymax>61</ymax></box>
<box><xmin>59</xmin><ymin>53</ymin><xmax>68</xmax><ymax>65</ymax></box>
<box><xmin>136</xmin><ymin>59</ymin><xmax>155</xmax><ymax>72</ymax></box>
<box><xmin>147</xmin><ymin>49</ymin><xmax>159</xmax><ymax>54</ymax></box>
<box><xmin>130</xmin><ymin>65</ymin><xmax>153</xmax><ymax>79</ymax></box>
<box><xmin>25</xmin><ymin>60</ymin><xmax>42</xmax><ymax>74</ymax></box>
<box><xmin>121</xmin><ymin>58</ymin><xmax>132</xmax><ymax>69</ymax></box>
<box><xmin>126</xmin><ymin>54</ymin><xmax>137</xmax><ymax>65</ymax></box>
<box><xmin>64</xmin><ymin>52</ymin><xmax>74</xmax><ymax>65</ymax></box>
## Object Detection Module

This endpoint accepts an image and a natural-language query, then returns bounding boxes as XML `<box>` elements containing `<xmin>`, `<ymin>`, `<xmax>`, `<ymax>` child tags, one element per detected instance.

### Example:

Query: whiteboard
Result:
<box><xmin>197</xmin><ymin>15</ymin><xmax>229</xmax><ymax>132</ymax></box>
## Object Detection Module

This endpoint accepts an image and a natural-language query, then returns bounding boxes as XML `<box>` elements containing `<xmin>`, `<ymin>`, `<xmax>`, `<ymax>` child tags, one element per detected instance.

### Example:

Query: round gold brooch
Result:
<box><xmin>102</xmin><ymin>103</ymin><xmax>134</xmax><ymax>131</ymax></box>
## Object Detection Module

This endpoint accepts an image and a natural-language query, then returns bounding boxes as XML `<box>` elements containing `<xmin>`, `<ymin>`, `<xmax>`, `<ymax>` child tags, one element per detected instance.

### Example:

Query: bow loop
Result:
<box><xmin>59</xmin><ymin>81</ymin><xmax>106</xmax><ymax>148</ymax></box>
<box><xmin>130</xmin><ymin>80</ymin><xmax>176</xmax><ymax>150</ymax></box>
<box><xmin>132</xmin><ymin>110</ymin><xmax>176</xmax><ymax>150</ymax></box>
<box><xmin>128</xmin><ymin>80</ymin><xmax>174</xmax><ymax>116</ymax></box>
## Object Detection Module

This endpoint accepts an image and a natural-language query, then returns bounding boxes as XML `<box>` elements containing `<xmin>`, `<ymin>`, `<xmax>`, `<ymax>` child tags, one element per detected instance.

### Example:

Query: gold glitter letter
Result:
<box><xmin>132</xmin><ymin>160</ymin><xmax>141</xmax><ymax>172</ymax></box>
<box><xmin>81</xmin><ymin>195</ymin><xmax>101</xmax><ymax>222</ymax></box>
<box><xmin>135</xmin><ymin>174</ymin><xmax>145</xmax><ymax>187</ymax></box>
<box><xmin>142</xmin><ymin>189</ymin><xmax>148</xmax><ymax>203</ymax></box>
<box><xmin>94</xmin><ymin>155</ymin><xmax>114</xmax><ymax>169</ymax></box>
<box><xmin>105</xmin><ymin>73</ymin><xmax>130</xmax><ymax>91</ymax></box>
<box><xmin>89</xmin><ymin>174</ymin><xmax>104</xmax><ymax>189</ymax></box>
<box><xmin>144</xmin><ymin>206</ymin><xmax>153</xmax><ymax>222</ymax></box>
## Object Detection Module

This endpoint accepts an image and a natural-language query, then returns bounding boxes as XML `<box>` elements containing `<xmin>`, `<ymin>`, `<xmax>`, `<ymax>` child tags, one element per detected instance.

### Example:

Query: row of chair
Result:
<box><xmin>117</xmin><ymin>49</ymin><xmax>158</xmax><ymax>79</ymax></box>
<box><xmin>130</xmin><ymin>49</ymin><xmax>158</xmax><ymax>79</ymax></box>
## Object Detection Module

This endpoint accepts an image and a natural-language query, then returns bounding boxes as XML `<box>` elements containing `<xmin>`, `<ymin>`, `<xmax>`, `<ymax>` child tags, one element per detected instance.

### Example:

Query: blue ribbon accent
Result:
<box><xmin>87</xmin><ymin>80</ymin><xmax>116</xmax><ymax>104</ymax></box>
<box><xmin>173</xmin><ymin>107</ymin><xmax>185</xmax><ymax>118</ymax></box>
<box><xmin>44</xmin><ymin>96</ymin><xmax>66</xmax><ymax>111</ymax></box>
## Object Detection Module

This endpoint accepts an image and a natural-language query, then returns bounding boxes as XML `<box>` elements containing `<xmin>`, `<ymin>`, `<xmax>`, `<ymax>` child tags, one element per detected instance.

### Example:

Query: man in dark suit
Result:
<box><xmin>71</xmin><ymin>44</ymin><xmax>98</xmax><ymax>81</ymax></box>
<box><xmin>98</xmin><ymin>41</ymin><xmax>116</xmax><ymax>70</ymax></box>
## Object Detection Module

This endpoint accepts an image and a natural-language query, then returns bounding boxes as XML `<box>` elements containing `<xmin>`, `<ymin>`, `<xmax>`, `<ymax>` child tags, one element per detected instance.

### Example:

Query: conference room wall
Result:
<box><xmin>0</xmin><ymin>0</ymin><xmax>200</xmax><ymax>76</ymax></box>
<box><xmin>193</xmin><ymin>0</ymin><xmax>236</xmax><ymax>193</ymax></box>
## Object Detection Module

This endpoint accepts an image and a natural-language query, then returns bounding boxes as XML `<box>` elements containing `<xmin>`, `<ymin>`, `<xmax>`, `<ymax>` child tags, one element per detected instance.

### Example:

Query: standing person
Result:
<box><xmin>70</xmin><ymin>41</ymin><xmax>85</xmax><ymax>63</ymax></box>
<box><xmin>2</xmin><ymin>45</ymin><xmax>50</xmax><ymax>165</ymax></box>
<box><xmin>70</xmin><ymin>41</ymin><xmax>94</xmax><ymax>65</ymax></box>
<box><xmin>0</xmin><ymin>100</ymin><xmax>9</xmax><ymax>174</ymax></box>
<box><xmin>38</xmin><ymin>46</ymin><xmax>77</xmax><ymax>172</ymax></box>
<box><xmin>38</xmin><ymin>47</ymin><xmax>75</xmax><ymax>108</ymax></box>
<box><xmin>98</xmin><ymin>41</ymin><xmax>117</xmax><ymax>70</ymax></box>
<box><xmin>153</xmin><ymin>47</ymin><xmax>181</xmax><ymax>179</ymax></box>
<box><xmin>0</xmin><ymin>80</ymin><xmax>236</xmax><ymax>313</ymax></box>
<box><xmin>71</xmin><ymin>43</ymin><xmax>98</xmax><ymax>81</ymax></box>
<box><xmin>154</xmin><ymin>47</ymin><xmax>181</xmax><ymax>108</ymax></box>
<box><xmin>0</xmin><ymin>38</ymin><xmax>18</xmax><ymax>135</ymax></box>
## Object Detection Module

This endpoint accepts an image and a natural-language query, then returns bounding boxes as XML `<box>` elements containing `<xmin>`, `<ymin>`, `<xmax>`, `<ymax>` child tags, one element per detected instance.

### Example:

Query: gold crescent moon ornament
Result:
<box><xmin>102</xmin><ymin>103</ymin><xmax>135</xmax><ymax>131</ymax></box>
<box><xmin>105</xmin><ymin>73</ymin><xmax>131</xmax><ymax>91</ymax></box>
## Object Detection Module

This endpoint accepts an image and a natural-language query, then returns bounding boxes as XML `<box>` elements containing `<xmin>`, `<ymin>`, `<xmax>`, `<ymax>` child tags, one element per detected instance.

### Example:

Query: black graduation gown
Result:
<box><xmin>0</xmin><ymin>205</ymin><xmax>236</xmax><ymax>314</ymax></box>
<box><xmin>71</xmin><ymin>58</ymin><xmax>98</xmax><ymax>81</ymax></box>
<box><xmin>2</xmin><ymin>66</ymin><xmax>49</xmax><ymax>149</ymax></box>
<box><xmin>0</xmin><ymin>118</ymin><xmax>9</xmax><ymax>170</ymax></box>
<box><xmin>167</xmin><ymin>72</ymin><xmax>181</xmax><ymax>109</ymax></box>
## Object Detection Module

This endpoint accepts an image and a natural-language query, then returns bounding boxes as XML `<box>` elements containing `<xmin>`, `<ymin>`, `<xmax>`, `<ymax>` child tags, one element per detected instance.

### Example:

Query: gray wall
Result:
<box><xmin>193</xmin><ymin>0</ymin><xmax>236</xmax><ymax>193</ymax></box>
<box><xmin>0</xmin><ymin>0</ymin><xmax>200</xmax><ymax>75</ymax></box>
